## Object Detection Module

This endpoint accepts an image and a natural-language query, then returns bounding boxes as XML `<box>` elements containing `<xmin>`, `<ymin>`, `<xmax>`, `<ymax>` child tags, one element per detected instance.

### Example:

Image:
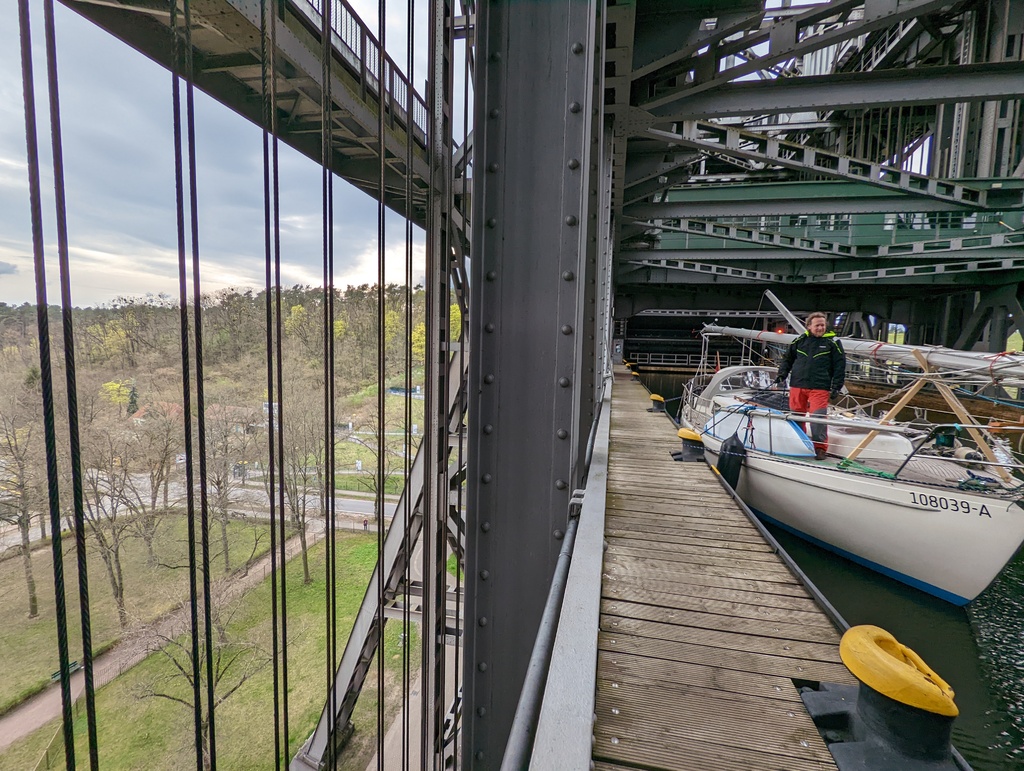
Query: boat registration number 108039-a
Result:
<box><xmin>908</xmin><ymin>492</ymin><xmax>992</xmax><ymax>517</ymax></box>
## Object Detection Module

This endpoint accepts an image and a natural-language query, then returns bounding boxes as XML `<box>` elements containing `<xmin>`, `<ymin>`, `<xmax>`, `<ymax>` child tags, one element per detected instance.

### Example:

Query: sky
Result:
<box><xmin>0</xmin><ymin>0</ymin><xmax>440</xmax><ymax>308</ymax></box>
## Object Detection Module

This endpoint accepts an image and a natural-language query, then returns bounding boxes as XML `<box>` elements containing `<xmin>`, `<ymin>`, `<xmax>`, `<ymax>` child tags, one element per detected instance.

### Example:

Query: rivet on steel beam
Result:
<box><xmin>490</xmin><ymin>51</ymin><xmax>502</xmax><ymax>61</ymax></box>
<box><xmin>478</xmin><ymin>662</ymin><xmax>488</xmax><ymax>672</ymax></box>
<box><xmin>486</xmin><ymin>217</ymin><xmax>497</xmax><ymax>228</ymax></box>
<box><xmin>563</xmin><ymin>271</ymin><xmax>575</xmax><ymax>281</ymax></box>
<box><xmin>486</xmin><ymin>270</ymin><xmax>497</xmax><ymax>281</ymax></box>
<box><xmin>477</xmin><ymin>707</ymin><xmax>487</xmax><ymax>717</ymax></box>
<box><xmin>561</xmin><ymin>325</ymin><xmax>573</xmax><ymax>335</ymax></box>
<box><xmin>554</xmin><ymin>529</ymin><xmax>564</xmax><ymax>540</ymax></box>
<box><xmin>489</xmin><ymin>108</ymin><xmax>500</xmax><ymax>118</ymax></box>
<box><xmin>484</xmin><ymin>374</ymin><xmax>494</xmax><ymax>384</ymax></box>
<box><xmin>557</xmin><ymin>429</ymin><xmax>568</xmax><ymax>439</ymax></box>
<box><xmin>480</xmin><ymin>570</ymin><xmax>490</xmax><ymax>580</ymax></box>
<box><xmin>555</xmin><ymin>479</ymin><xmax>568</xmax><ymax>490</ymax></box>
<box><xmin>568</xmin><ymin>158</ymin><xmax>580</xmax><ymax>170</ymax></box>
<box><xmin>476</xmin><ymin>751</ymin><xmax>485</xmax><ymax>761</ymax></box>
<box><xmin>485</xmin><ymin>323</ymin><xmax>495</xmax><ymax>332</ymax></box>
<box><xmin>487</xmin><ymin>162</ymin><xmax>499</xmax><ymax>172</ymax></box>
<box><xmin>482</xmin><ymin>473</ymin><xmax>493</xmax><ymax>483</ymax></box>
<box><xmin>572</xmin><ymin>42</ymin><xmax>584</xmax><ymax>54</ymax></box>
<box><xmin>565</xmin><ymin>215</ymin><xmax>578</xmax><ymax>226</ymax></box>
<box><xmin>483</xmin><ymin>424</ymin><xmax>493</xmax><ymax>434</ymax></box>
<box><xmin>569</xmin><ymin>102</ymin><xmax>581</xmax><ymax>113</ymax></box>
<box><xmin>478</xmin><ymin>617</ymin><xmax>488</xmax><ymax>627</ymax></box>
<box><xmin>559</xmin><ymin>377</ymin><xmax>571</xmax><ymax>387</ymax></box>
<box><xmin>481</xmin><ymin>521</ymin><xmax>491</xmax><ymax>532</ymax></box>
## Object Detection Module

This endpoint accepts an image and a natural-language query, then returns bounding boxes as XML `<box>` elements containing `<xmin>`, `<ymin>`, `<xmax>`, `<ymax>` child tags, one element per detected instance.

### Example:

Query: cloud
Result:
<box><xmin>0</xmin><ymin>0</ymin><xmax>425</xmax><ymax>308</ymax></box>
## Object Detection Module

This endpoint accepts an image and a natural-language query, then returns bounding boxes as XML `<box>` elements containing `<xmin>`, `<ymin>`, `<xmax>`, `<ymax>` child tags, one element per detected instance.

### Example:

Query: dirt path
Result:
<box><xmin>0</xmin><ymin>529</ymin><xmax>319</xmax><ymax>752</ymax></box>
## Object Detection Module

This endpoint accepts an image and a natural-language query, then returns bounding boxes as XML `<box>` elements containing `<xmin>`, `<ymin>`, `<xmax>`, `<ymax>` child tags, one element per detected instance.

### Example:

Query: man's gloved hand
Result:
<box><xmin>773</xmin><ymin>376</ymin><xmax>784</xmax><ymax>387</ymax></box>
<box><xmin>830</xmin><ymin>389</ymin><xmax>841</xmax><ymax>401</ymax></box>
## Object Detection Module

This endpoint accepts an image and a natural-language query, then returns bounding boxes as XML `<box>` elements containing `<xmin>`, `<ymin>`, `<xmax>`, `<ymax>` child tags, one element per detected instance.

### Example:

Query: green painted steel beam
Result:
<box><xmin>651</xmin><ymin>122</ymin><xmax>988</xmax><ymax>207</ymax></box>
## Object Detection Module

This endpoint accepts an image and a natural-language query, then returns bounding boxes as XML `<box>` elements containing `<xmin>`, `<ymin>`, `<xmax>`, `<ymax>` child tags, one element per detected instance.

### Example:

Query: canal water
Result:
<box><xmin>768</xmin><ymin>525</ymin><xmax>1024</xmax><ymax>771</ymax></box>
<box><xmin>640</xmin><ymin>369</ymin><xmax>1024</xmax><ymax>770</ymax></box>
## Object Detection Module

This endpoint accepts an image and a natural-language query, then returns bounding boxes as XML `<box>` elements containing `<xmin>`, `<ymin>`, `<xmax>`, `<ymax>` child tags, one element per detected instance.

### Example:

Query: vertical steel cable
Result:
<box><xmin>402</xmin><ymin>1</ymin><xmax>415</xmax><ymax>768</ymax></box>
<box><xmin>319</xmin><ymin>3</ymin><xmax>339</xmax><ymax>768</ymax></box>
<box><xmin>270</xmin><ymin>0</ymin><xmax>292</xmax><ymax>757</ymax></box>
<box><xmin>181</xmin><ymin>2</ymin><xmax>219</xmax><ymax>763</ymax></box>
<box><xmin>17</xmin><ymin>1</ymin><xmax>75</xmax><ymax>766</ymax></box>
<box><xmin>168</xmin><ymin>2</ymin><xmax>206</xmax><ymax>767</ymax></box>
<box><xmin>376</xmin><ymin>1</ymin><xmax>388</xmax><ymax>768</ymax></box>
<box><xmin>39</xmin><ymin>0</ymin><xmax>99</xmax><ymax>765</ymax></box>
<box><xmin>422</xmin><ymin>1</ymin><xmax>436</xmax><ymax>763</ymax></box>
<box><xmin>259</xmin><ymin>1</ymin><xmax>285</xmax><ymax>767</ymax></box>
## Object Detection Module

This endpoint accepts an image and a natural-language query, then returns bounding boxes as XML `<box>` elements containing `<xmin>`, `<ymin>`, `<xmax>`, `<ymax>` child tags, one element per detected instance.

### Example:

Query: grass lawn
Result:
<box><xmin>0</xmin><ymin>533</ymin><xmax>421</xmax><ymax>770</ymax></box>
<box><xmin>0</xmin><ymin>515</ymin><xmax>270</xmax><ymax>715</ymax></box>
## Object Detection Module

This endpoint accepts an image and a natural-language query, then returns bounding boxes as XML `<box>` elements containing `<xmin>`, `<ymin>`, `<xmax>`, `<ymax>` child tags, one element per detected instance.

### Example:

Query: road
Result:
<box><xmin>0</xmin><ymin>491</ymin><xmax>397</xmax><ymax>554</ymax></box>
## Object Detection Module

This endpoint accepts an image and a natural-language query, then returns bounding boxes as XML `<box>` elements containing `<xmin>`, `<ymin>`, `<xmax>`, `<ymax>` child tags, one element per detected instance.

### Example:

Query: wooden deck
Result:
<box><xmin>593</xmin><ymin>372</ymin><xmax>856</xmax><ymax>770</ymax></box>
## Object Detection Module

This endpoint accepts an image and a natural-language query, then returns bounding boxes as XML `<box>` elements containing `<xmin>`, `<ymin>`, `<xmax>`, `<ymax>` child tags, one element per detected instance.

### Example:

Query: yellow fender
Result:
<box><xmin>840</xmin><ymin>625</ymin><xmax>958</xmax><ymax>717</ymax></box>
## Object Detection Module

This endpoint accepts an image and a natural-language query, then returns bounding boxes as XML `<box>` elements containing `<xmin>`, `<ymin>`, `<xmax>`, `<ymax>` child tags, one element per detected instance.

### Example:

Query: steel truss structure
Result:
<box><xmin>29</xmin><ymin>0</ymin><xmax>1024</xmax><ymax>769</ymax></box>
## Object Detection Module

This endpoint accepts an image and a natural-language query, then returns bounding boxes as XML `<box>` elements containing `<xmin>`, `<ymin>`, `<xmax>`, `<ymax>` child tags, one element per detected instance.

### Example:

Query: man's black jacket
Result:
<box><xmin>778</xmin><ymin>331</ymin><xmax>845</xmax><ymax>391</ymax></box>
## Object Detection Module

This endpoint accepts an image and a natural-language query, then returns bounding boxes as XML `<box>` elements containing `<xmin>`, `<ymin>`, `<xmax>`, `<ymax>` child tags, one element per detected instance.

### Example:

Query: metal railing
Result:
<box><xmin>294</xmin><ymin>0</ymin><xmax>429</xmax><ymax>140</ymax></box>
<box><xmin>500</xmin><ymin>378</ymin><xmax>613</xmax><ymax>770</ymax></box>
<box><xmin>628</xmin><ymin>351</ymin><xmax>746</xmax><ymax>367</ymax></box>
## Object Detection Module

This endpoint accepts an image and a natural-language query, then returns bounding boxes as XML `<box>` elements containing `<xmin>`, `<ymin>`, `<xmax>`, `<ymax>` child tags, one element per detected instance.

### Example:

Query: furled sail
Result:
<box><xmin>703</xmin><ymin>324</ymin><xmax>1024</xmax><ymax>387</ymax></box>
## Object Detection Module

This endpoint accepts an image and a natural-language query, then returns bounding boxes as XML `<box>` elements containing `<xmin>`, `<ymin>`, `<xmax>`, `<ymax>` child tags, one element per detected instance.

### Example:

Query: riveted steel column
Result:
<box><xmin>463</xmin><ymin>0</ymin><xmax>599</xmax><ymax>766</ymax></box>
<box><xmin>577</xmin><ymin>4</ymin><xmax>608</xmax><ymax>464</ymax></box>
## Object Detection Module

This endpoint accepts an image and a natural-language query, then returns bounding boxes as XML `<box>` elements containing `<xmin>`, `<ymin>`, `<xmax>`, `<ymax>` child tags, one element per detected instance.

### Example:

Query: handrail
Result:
<box><xmin>293</xmin><ymin>0</ymin><xmax>429</xmax><ymax>139</ymax></box>
<box><xmin>500</xmin><ymin>378</ymin><xmax>612</xmax><ymax>770</ymax></box>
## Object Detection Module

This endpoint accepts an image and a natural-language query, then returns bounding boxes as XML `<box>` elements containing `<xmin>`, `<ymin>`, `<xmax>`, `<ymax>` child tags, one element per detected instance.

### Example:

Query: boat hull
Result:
<box><xmin>702</xmin><ymin>436</ymin><xmax>1024</xmax><ymax>604</ymax></box>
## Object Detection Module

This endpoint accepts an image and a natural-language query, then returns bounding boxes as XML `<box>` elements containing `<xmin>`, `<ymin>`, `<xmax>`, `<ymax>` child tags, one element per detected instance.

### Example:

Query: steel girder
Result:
<box><xmin>650</xmin><ymin>122</ymin><xmax>988</xmax><ymax>207</ymax></box>
<box><xmin>646</xmin><ymin>61</ymin><xmax>1024</xmax><ymax>122</ymax></box>
<box><xmin>464</xmin><ymin>0</ymin><xmax>600</xmax><ymax>767</ymax></box>
<box><xmin>638</xmin><ymin>0</ymin><xmax>959</xmax><ymax>110</ymax></box>
<box><xmin>62</xmin><ymin>0</ymin><xmax>434</xmax><ymax>224</ymax></box>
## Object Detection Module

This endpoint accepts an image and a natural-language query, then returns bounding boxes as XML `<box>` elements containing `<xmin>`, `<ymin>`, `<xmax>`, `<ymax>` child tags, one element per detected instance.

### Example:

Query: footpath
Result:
<box><xmin>0</xmin><ymin>528</ymin><xmax>318</xmax><ymax>752</ymax></box>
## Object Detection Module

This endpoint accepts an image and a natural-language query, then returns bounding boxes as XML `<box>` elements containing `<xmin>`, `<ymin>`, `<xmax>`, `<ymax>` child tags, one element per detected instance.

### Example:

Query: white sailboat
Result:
<box><xmin>679</xmin><ymin>324</ymin><xmax>1024</xmax><ymax>605</ymax></box>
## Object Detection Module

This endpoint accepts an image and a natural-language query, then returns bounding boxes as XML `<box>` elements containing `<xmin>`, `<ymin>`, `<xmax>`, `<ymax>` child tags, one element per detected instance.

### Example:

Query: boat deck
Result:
<box><xmin>594</xmin><ymin>371</ymin><xmax>857</xmax><ymax>770</ymax></box>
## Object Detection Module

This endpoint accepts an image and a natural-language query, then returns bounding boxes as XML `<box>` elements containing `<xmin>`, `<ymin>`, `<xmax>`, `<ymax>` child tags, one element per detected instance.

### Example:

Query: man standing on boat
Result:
<box><xmin>776</xmin><ymin>312</ymin><xmax>845</xmax><ymax>460</ymax></box>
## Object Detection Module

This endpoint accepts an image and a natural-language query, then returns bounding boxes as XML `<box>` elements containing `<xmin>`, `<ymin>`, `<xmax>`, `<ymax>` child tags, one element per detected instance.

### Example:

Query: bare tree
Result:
<box><xmin>205</xmin><ymin>402</ymin><xmax>260</xmax><ymax>574</ymax></box>
<box><xmin>123</xmin><ymin>402</ymin><xmax>182</xmax><ymax>565</ymax></box>
<box><xmin>277</xmin><ymin>378</ymin><xmax>327</xmax><ymax>585</ymax></box>
<box><xmin>0</xmin><ymin>384</ymin><xmax>43</xmax><ymax>618</ymax></box>
<box><xmin>135</xmin><ymin>588</ymin><xmax>270</xmax><ymax>770</ymax></box>
<box><xmin>81</xmin><ymin>423</ymin><xmax>137</xmax><ymax>629</ymax></box>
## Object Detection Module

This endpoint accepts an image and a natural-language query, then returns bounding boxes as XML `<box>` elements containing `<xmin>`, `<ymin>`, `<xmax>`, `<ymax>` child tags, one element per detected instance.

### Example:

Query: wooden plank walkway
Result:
<box><xmin>593</xmin><ymin>372</ymin><xmax>856</xmax><ymax>771</ymax></box>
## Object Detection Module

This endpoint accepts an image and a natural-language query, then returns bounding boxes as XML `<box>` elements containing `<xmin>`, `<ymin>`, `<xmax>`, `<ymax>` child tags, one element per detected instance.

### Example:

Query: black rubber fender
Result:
<box><xmin>717</xmin><ymin>433</ymin><xmax>747</xmax><ymax>489</ymax></box>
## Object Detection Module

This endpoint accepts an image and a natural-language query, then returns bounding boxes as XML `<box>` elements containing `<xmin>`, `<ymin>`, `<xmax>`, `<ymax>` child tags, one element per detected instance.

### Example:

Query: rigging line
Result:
<box><xmin>376</xmin><ymin>0</ymin><xmax>388</xmax><ymax>766</ymax></box>
<box><xmin>259</xmin><ymin>0</ymin><xmax>284</xmax><ymax>767</ymax></box>
<box><xmin>319</xmin><ymin>1</ymin><xmax>338</xmax><ymax>770</ymax></box>
<box><xmin>270</xmin><ymin>0</ymin><xmax>291</xmax><ymax>755</ymax></box>
<box><xmin>40</xmin><ymin>0</ymin><xmax>99</xmax><ymax>765</ymax></box>
<box><xmin>168</xmin><ymin>1</ymin><xmax>205</xmax><ymax>766</ymax></box>
<box><xmin>17</xmin><ymin>1</ymin><xmax>75</xmax><ymax>766</ymax></box>
<box><xmin>181</xmin><ymin>1</ymin><xmax>218</xmax><ymax>764</ymax></box>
